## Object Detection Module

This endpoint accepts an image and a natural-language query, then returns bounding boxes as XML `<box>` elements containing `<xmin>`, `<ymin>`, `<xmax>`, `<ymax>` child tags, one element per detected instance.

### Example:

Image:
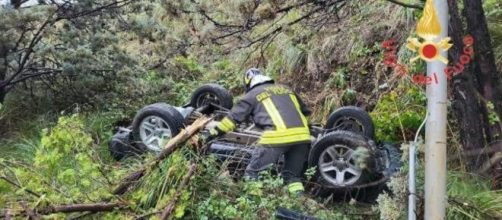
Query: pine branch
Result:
<box><xmin>159</xmin><ymin>163</ymin><xmax>197</xmax><ymax>220</ymax></box>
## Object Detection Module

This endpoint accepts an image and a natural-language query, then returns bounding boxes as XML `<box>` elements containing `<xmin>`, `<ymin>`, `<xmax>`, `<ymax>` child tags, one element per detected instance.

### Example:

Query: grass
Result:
<box><xmin>447</xmin><ymin>172</ymin><xmax>502</xmax><ymax>219</ymax></box>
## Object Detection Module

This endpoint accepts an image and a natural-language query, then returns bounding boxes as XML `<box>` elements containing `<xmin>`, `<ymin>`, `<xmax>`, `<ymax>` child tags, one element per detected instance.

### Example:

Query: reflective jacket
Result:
<box><xmin>216</xmin><ymin>82</ymin><xmax>311</xmax><ymax>146</ymax></box>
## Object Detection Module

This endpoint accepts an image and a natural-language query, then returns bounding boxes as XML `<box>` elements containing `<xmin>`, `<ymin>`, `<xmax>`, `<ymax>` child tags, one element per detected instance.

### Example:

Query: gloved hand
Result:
<box><xmin>200</xmin><ymin>128</ymin><xmax>221</xmax><ymax>143</ymax></box>
<box><xmin>209</xmin><ymin>128</ymin><xmax>220</xmax><ymax>137</ymax></box>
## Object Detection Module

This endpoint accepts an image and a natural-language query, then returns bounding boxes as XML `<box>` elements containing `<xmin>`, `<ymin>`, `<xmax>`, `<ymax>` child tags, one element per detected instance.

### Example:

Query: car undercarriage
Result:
<box><xmin>109</xmin><ymin>83</ymin><xmax>402</xmax><ymax>199</ymax></box>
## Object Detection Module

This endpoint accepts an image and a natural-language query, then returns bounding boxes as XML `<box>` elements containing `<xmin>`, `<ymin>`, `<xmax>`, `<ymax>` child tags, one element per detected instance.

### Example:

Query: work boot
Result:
<box><xmin>287</xmin><ymin>182</ymin><xmax>304</xmax><ymax>197</ymax></box>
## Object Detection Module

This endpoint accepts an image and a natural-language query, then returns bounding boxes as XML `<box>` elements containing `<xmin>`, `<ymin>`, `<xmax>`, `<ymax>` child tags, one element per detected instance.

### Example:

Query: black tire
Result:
<box><xmin>380</xmin><ymin>142</ymin><xmax>403</xmax><ymax>177</ymax></box>
<box><xmin>108</xmin><ymin>128</ymin><xmax>141</xmax><ymax>160</ymax></box>
<box><xmin>308</xmin><ymin>131</ymin><xmax>377</xmax><ymax>191</ymax></box>
<box><xmin>131</xmin><ymin>103</ymin><xmax>184</xmax><ymax>152</ymax></box>
<box><xmin>325</xmin><ymin>106</ymin><xmax>375</xmax><ymax>139</ymax></box>
<box><xmin>189</xmin><ymin>84</ymin><xmax>233</xmax><ymax>111</ymax></box>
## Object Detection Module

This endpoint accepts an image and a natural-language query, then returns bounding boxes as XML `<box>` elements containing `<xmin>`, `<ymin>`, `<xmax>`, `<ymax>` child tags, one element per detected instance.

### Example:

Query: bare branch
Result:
<box><xmin>383</xmin><ymin>0</ymin><xmax>423</xmax><ymax>9</ymax></box>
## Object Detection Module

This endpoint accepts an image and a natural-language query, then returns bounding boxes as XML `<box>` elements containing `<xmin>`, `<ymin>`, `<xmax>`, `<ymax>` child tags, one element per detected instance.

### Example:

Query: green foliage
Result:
<box><xmin>376</xmin><ymin>143</ymin><xmax>502</xmax><ymax>220</ymax></box>
<box><xmin>1</xmin><ymin>0</ymin><xmax>501</xmax><ymax>218</ymax></box>
<box><xmin>190</xmin><ymin>157</ymin><xmax>354</xmax><ymax>220</ymax></box>
<box><xmin>0</xmin><ymin>114</ymin><xmax>127</xmax><ymax>212</ymax></box>
<box><xmin>130</xmin><ymin>149</ymin><xmax>192</xmax><ymax>210</ymax></box>
<box><xmin>31</xmin><ymin>115</ymin><xmax>110</xmax><ymax>201</ymax></box>
<box><xmin>485</xmin><ymin>0</ymin><xmax>502</xmax><ymax>69</ymax></box>
<box><xmin>342</xmin><ymin>88</ymin><xmax>357</xmax><ymax>104</ymax></box>
<box><xmin>371</xmin><ymin>84</ymin><xmax>426</xmax><ymax>142</ymax></box>
<box><xmin>349</xmin><ymin>44</ymin><xmax>372</xmax><ymax>62</ymax></box>
<box><xmin>327</xmin><ymin>67</ymin><xmax>349</xmax><ymax>89</ymax></box>
<box><xmin>486</xmin><ymin>102</ymin><xmax>500</xmax><ymax>125</ymax></box>
<box><xmin>447</xmin><ymin>172</ymin><xmax>502</xmax><ymax>219</ymax></box>
<box><xmin>174</xmin><ymin>55</ymin><xmax>205</xmax><ymax>77</ymax></box>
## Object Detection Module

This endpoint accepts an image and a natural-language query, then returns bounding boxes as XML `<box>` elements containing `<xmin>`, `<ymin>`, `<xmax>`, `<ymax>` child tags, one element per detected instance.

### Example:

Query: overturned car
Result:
<box><xmin>109</xmin><ymin>84</ymin><xmax>401</xmax><ymax>197</ymax></box>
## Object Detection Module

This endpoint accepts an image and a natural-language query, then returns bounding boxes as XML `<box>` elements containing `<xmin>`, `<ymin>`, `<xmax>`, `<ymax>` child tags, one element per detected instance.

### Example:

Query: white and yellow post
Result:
<box><xmin>406</xmin><ymin>0</ymin><xmax>450</xmax><ymax>219</ymax></box>
<box><xmin>424</xmin><ymin>0</ymin><xmax>448</xmax><ymax>218</ymax></box>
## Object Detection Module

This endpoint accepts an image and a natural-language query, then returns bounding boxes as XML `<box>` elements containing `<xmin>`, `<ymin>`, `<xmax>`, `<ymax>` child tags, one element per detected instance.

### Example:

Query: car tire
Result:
<box><xmin>308</xmin><ymin>131</ymin><xmax>377</xmax><ymax>192</ymax></box>
<box><xmin>325</xmin><ymin>106</ymin><xmax>375</xmax><ymax>139</ymax></box>
<box><xmin>381</xmin><ymin>142</ymin><xmax>402</xmax><ymax>177</ymax></box>
<box><xmin>108</xmin><ymin>128</ymin><xmax>141</xmax><ymax>160</ymax></box>
<box><xmin>131</xmin><ymin>103</ymin><xmax>184</xmax><ymax>152</ymax></box>
<box><xmin>189</xmin><ymin>84</ymin><xmax>233</xmax><ymax>111</ymax></box>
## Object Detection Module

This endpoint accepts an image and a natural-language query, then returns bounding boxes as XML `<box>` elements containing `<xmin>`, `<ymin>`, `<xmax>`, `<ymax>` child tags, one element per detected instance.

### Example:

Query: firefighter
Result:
<box><xmin>209</xmin><ymin>68</ymin><xmax>311</xmax><ymax>195</ymax></box>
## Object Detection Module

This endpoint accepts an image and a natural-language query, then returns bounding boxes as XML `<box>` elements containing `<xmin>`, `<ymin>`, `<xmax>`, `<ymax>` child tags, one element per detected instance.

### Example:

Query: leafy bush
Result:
<box><xmin>0</xmin><ymin>114</ymin><xmax>125</xmax><ymax>211</ymax></box>
<box><xmin>371</xmin><ymin>84</ymin><xmax>426</xmax><ymax>142</ymax></box>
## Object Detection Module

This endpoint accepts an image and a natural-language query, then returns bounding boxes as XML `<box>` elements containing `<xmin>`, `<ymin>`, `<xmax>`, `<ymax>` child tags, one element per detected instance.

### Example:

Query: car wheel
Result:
<box><xmin>131</xmin><ymin>103</ymin><xmax>184</xmax><ymax>152</ymax></box>
<box><xmin>325</xmin><ymin>106</ymin><xmax>375</xmax><ymax>139</ymax></box>
<box><xmin>381</xmin><ymin>142</ymin><xmax>402</xmax><ymax>177</ymax></box>
<box><xmin>309</xmin><ymin>131</ymin><xmax>376</xmax><ymax>190</ymax></box>
<box><xmin>109</xmin><ymin>127</ymin><xmax>141</xmax><ymax>160</ymax></box>
<box><xmin>189</xmin><ymin>84</ymin><xmax>233</xmax><ymax>111</ymax></box>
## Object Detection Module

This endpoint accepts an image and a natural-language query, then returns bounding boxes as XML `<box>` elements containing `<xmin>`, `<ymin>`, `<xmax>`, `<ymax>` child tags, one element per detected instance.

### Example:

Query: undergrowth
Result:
<box><xmin>377</xmin><ymin>143</ymin><xmax>502</xmax><ymax>220</ymax></box>
<box><xmin>0</xmin><ymin>114</ymin><xmax>369</xmax><ymax>219</ymax></box>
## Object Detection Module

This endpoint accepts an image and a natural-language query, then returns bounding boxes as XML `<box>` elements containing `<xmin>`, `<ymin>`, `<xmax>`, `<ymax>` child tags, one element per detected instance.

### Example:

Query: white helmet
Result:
<box><xmin>244</xmin><ymin>68</ymin><xmax>273</xmax><ymax>90</ymax></box>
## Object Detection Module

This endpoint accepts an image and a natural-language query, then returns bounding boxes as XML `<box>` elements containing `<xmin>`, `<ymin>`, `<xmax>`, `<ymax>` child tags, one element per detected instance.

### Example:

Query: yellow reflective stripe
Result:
<box><xmin>261</xmin><ymin>127</ymin><xmax>310</xmax><ymax>138</ymax></box>
<box><xmin>217</xmin><ymin>117</ymin><xmax>236</xmax><ymax>133</ymax></box>
<box><xmin>289</xmin><ymin>94</ymin><xmax>308</xmax><ymax>127</ymax></box>
<box><xmin>262</xmin><ymin>98</ymin><xmax>286</xmax><ymax>130</ymax></box>
<box><xmin>288</xmin><ymin>182</ymin><xmax>304</xmax><ymax>193</ymax></box>
<box><xmin>217</xmin><ymin>123</ymin><xmax>231</xmax><ymax>132</ymax></box>
<box><xmin>259</xmin><ymin>130</ymin><xmax>311</xmax><ymax>144</ymax></box>
<box><xmin>259</xmin><ymin>134</ymin><xmax>311</xmax><ymax>144</ymax></box>
<box><xmin>259</xmin><ymin>127</ymin><xmax>311</xmax><ymax>144</ymax></box>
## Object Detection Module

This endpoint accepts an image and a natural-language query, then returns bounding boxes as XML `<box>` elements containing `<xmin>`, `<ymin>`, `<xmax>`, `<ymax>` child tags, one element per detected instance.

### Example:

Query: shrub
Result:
<box><xmin>370</xmin><ymin>84</ymin><xmax>426</xmax><ymax>142</ymax></box>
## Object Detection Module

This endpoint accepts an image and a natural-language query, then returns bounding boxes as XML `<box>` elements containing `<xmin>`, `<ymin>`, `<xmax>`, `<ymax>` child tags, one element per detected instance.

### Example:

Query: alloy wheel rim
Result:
<box><xmin>139</xmin><ymin>115</ymin><xmax>172</xmax><ymax>152</ymax></box>
<box><xmin>319</xmin><ymin>144</ymin><xmax>362</xmax><ymax>186</ymax></box>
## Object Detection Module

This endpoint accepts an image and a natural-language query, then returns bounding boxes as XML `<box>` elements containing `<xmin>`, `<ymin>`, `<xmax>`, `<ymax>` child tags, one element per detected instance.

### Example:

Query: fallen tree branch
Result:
<box><xmin>447</xmin><ymin>141</ymin><xmax>502</xmax><ymax>162</ymax></box>
<box><xmin>112</xmin><ymin>116</ymin><xmax>212</xmax><ymax>195</ymax></box>
<box><xmin>39</xmin><ymin>202</ymin><xmax>125</xmax><ymax>214</ymax></box>
<box><xmin>2</xmin><ymin>202</ymin><xmax>125</xmax><ymax>218</ymax></box>
<box><xmin>21</xmin><ymin>202</ymin><xmax>41</xmax><ymax>220</ymax></box>
<box><xmin>478</xmin><ymin>152</ymin><xmax>502</xmax><ymax>174</ymax></box>
<box><xmin>160</xmin><ymin>163</ymin><xmax>197</xmax><ymax>220</ymax></box>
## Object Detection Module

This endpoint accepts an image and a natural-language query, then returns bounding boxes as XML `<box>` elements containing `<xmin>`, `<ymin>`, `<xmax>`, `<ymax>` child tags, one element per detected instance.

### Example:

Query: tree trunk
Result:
<box><xmin>463</xmin><ymin>0</ymin><xmax>502</xmax><ymax>139</ymax></box>
<box><xmin>448</xmin><ymin>0</ymin><xmax>502</xmax><ymax>177</ymax></box>
<box><xmin>0</xmin><ymin>43</ymin><xmax>7</xmax><ymax>104</ymax></box>
<box><xmin>448</xmin><ymin>0</ymin><xmax>487</xmax><ymax>170</ymax></box>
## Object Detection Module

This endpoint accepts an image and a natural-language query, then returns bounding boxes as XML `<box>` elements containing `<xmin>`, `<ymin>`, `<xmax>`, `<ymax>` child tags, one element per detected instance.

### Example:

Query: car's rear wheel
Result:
<box><xmin>131</xmin><ymin>103</ymin><xmax>184</xmax><ymax>152</ymax></box>
<box><xmin>109</xmin><ymin>127</ymin><xmax>141</xmax><ymax>160</ymax></box>
<box><xmin>189</xmin><ymin>84</ymin><xmax>233</xmax><ymax>112</ymax></box>
<box><xmin>318</xmin><ymin>144</ymin><xmax>363</xmax><ymax>186</ymax></box>
<box><xmin>309</xmin><ymin>131</ymin><xmax>376</xmax><ymax>192</ymax></box>
<box><xmin>325</xmin><ymin>106</ymin><xmax>375</xmax><ymax>139</ymax></box>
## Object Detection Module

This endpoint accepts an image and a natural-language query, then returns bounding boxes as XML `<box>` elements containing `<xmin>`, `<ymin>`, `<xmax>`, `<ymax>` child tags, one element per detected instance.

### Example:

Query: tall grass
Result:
<box><xmin>447</xmin><ymin>172</ymin><xmax>502</xmax><ymax>219</ymax></box>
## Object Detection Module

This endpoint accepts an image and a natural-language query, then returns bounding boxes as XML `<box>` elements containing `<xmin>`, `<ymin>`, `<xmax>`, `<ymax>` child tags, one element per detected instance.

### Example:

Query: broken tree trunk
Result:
<box><xmin>160</xmin><ymin>163</ymin><xmax>197</xmax><ymax>220</ymax></box>
<box><xmin>112</xmin><ymin>116</ymin><xmax>212</xmax><ymax>195</ymax></box>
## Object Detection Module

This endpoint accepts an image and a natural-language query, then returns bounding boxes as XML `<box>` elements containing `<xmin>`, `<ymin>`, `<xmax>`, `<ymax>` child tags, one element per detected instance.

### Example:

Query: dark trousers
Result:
<box><xmin>244</xmin><ymin>142</ymin><xmax>310</xmax><ymax>184</ymax></box>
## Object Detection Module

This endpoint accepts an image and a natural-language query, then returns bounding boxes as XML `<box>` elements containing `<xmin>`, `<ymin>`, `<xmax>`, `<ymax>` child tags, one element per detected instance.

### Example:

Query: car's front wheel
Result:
<box><xmin>189</xmin><ymin>84</ymin><xmax>233</xmax><ymax>113</ymax></box>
